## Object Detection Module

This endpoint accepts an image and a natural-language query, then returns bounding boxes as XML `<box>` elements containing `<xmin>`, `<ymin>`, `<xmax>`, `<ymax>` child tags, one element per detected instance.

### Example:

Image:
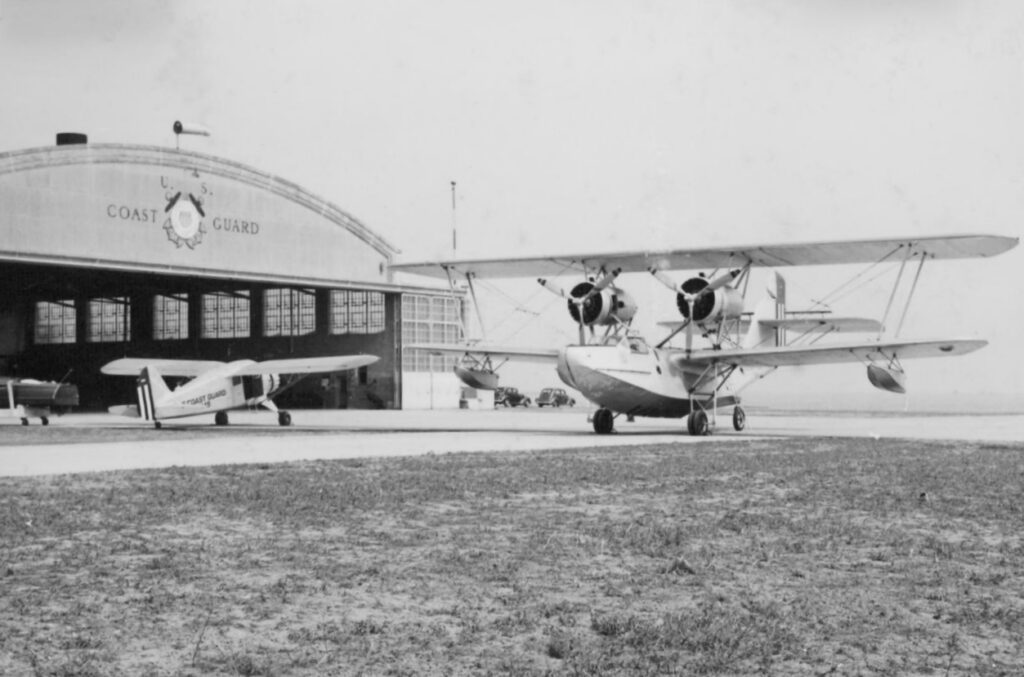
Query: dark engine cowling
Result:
<box><xmin>677</xmin><ymin>277</ymin><xmax>744</xmax><ymax>324</ymax></box>
<box><xmin>567</xmin><ymin>283</ymin><xmax>638</xmax><ymax>327</ymax></box>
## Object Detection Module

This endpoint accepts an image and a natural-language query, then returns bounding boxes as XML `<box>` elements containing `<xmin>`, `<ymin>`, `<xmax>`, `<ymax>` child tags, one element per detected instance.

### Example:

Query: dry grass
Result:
<box><xmin>2</xmin><ymin>437</ymin><xmax>1023</xmax><ymax>675</ymax></box>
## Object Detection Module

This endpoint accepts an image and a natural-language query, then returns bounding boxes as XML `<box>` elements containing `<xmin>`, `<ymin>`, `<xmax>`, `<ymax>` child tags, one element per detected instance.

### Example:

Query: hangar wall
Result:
<box><xmin>0</xmin><ymin>143</ymin><xmax>393</xmax><ymax>287</ymax></box>
<box><xmin>0</xmin><ymin>140</ymin><xmax>462</xmax><ymax>413</ymax></box>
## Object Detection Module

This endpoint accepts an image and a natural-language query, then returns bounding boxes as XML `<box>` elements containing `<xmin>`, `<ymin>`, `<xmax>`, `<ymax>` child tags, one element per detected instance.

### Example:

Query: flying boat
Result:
<box><xmin>391</xmin><ymin>234</ymin><xmax>1017</xmax><ymax>435</ymax></box>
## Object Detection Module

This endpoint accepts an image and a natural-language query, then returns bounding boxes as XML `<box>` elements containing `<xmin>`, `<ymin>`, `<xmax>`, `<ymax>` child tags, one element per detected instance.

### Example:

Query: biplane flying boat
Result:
<box><xmin>391</xmin><ymin>234</ymin><xmax>1017</xmax><ymax>435</ymax></box>
<box><xmin>102</xmin><ymin>355</ymin><xmax>378</xmax><ymax>428</ymax></box>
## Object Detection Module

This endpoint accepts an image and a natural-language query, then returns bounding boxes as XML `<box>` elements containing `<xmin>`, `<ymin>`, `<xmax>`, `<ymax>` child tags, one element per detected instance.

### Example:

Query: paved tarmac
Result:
<box><xmin>1</xmin><ymin>407</ymin><xmax>1021</xmax><ymax>477</ymax></box>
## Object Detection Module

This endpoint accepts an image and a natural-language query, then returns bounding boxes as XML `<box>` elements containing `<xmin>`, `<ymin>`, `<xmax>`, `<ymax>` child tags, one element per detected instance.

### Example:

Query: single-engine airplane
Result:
<box><xmin>1</xmin><ymin>375</ymin><xmax>79</xmax><ymax>425</ymax></box>
<box><xmin>391</xmin><ymin>233</ymin><xmax>1017</xmax><ymax>435</ymax></box>
<box><xmin>101</xmin><ymin>355</ymin><xmax>378</xmax><ymax>428</ymax></box>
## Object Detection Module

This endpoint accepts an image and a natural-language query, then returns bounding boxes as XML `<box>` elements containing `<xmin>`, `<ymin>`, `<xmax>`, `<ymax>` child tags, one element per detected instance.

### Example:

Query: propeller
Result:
<box><xmin>538</xmin><ymin>268</ymin><xmax>622</xmax><ymax>344</ymax></box>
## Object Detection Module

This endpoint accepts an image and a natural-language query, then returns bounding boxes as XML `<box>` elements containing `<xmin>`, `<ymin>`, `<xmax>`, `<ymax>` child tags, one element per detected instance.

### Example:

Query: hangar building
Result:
<box><xmin>0</xmin><ymin>134</ymin><xmax>463</xmax><ymax>412</ymax></box>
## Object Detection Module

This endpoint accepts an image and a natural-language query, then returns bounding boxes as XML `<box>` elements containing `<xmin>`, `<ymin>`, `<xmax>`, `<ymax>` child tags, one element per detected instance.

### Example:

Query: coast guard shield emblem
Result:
<box><xmin>163</xmin><ymin>192</ymin><xmax>206</xmax><ymax>249</ymax></box>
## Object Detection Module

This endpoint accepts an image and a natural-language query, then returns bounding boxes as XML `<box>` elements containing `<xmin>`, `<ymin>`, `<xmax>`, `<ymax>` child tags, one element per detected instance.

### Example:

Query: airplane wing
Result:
<box><xmin>230</xmin><ymin>355</ymin><xmax>379</xmax><ymax>376</ymax></box>
<box><xmin>390</xmin><ymin>234</ymin><xmax>1017</xmax><ymax>279</ymax></box>
<box><xmin>658</xmin><ymin>317</ymin><xmax>883</xmax><ymax>334</ymax></box>
<box><xmin>669</xmin><ymin>338</ymin><xmax>986</xmax><ymax>370</ymax></box>
<box><xmin>101</xmin><ymin>358</ymin><xmax>225</xmax><ymax>377</ymax></box>
<box><xmin>406</xmin><ymin>342</ymin><xmax>560</xmax><ymax>363</ymax></box>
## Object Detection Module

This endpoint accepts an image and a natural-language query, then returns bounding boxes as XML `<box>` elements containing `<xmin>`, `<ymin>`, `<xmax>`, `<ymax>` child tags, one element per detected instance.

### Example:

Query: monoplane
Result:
<box><xmin>391</xmin><ymin>234</ymin><xmax>1016</xmax><ymax>435</ymax></box>
<box><xmin>102</xmin><ymin>355</ymin><xmax>378</xmax><ymax>428</ymax></box>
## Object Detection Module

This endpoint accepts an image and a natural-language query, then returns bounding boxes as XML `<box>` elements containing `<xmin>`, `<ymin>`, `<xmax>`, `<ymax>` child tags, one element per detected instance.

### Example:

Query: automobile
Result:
<box><xmin>536</xmin><ymin>387</ymin><xmax>575</xmax><ymax>408</ymax></box>
<box><xmin>494</xmin><ymin>386</ymin><xmax>531</xmax><ymax>408</ymax></box>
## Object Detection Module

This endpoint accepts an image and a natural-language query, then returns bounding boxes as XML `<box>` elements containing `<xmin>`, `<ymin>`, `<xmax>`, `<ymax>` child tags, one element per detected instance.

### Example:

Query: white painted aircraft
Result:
<box><xmin>101</xmin><ymin>355</ymin><xmax>378</xmax><ymax>428</ymax></box>
<box><xmin>391</xmin><ymin>234</ymin><xmax>1017</xmax><ymax>435</ymax></box>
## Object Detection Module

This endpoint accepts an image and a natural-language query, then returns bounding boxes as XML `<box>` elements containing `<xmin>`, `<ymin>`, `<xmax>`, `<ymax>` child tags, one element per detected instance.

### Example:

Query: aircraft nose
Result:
<box><xmin>556</xmin><ymin>347</ymin><xmax>579</xmax><ymax>390</ymax></box>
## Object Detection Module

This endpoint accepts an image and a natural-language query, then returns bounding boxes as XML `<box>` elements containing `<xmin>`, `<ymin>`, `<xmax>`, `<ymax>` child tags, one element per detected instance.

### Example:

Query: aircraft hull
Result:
<box><xmin>557</xmin><ymin>345</ymin><xmax>735</xmax><ymax>418</ymax></box>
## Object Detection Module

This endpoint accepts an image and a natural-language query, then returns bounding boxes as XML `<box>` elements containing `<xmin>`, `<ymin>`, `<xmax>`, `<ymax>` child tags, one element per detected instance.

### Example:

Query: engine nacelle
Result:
<box><xmin>567</xmin><ymin>283</ymin><xmax>638</xmax><ymax>327</ymax></box>
<box><xmin>677</xmin><ymin>277</ymin><xmax>744</xmax><ymax>324</ymax></box>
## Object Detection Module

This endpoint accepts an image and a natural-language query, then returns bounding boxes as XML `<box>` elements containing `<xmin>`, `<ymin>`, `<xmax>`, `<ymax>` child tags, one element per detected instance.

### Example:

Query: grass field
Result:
<box><xmin>2</xmin><ymin>437</ymin><xmax>1023</xmax><ymax>675</ymax></box>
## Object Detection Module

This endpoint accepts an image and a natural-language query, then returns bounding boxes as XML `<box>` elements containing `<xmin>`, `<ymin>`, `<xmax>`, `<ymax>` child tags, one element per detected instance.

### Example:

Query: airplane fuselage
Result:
<box><xmin>139</xmin><ymin>360</ymin><xmax>279</xmax><ymax>421</ymax></box>
<box><xmin>555</xmin><ymin>344</ymin><xmax>737</xmax><ymax>419</ymax></box>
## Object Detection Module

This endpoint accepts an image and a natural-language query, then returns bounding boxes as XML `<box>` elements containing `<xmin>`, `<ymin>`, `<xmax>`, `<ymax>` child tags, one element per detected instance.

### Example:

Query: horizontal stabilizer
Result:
<box><xmin>231</xmin><ymin>355</ymin><xmax>379</xmax><ymax>376</ymax></box>
<box><xmin>405</xmin><ymin>342</ymin><xmax>560</xmax><ymax>363</ymax></box>
<box><xmin>102</xmin><ymin>358</ymin><xmax>224</xmax><ymax>377</ymax></box>
<box><xmin>108</xmin><ymin>404</ymin><xmax>140</xmax><ymax>418</ymax></box>
<box><xmin>671</xmin><ymin>338</ymin><xmax>986</xmax><ymax>370</ymax></box>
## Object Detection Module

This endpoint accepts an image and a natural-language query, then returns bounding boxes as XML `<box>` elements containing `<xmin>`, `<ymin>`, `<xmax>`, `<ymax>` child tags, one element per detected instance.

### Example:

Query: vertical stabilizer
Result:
<box><xmin>774</xmin><ymin>272</ymin><xmax>786</xmax><ymax>347</ymax></box>
<box><xmin>742</xmin><ymin>273</ymin><xmax>788</xmax><ymax>349</ymax></box>
<box><xmin>136</xmin><ymin>366</ymin><xmax>171</xmax><ymax>422</ymax></box>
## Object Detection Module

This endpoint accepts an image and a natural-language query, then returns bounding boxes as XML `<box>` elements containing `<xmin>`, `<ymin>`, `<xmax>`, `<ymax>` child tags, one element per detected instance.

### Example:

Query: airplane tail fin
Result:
<box><xmin>136</xmin><ymin>366</ymin><xmax>171</xmax><ymax>422</ymax></box>
<box><xmin>742</xmin><ymin>273</ymin><xmax>787</xmax><ymax>349</ymax></box>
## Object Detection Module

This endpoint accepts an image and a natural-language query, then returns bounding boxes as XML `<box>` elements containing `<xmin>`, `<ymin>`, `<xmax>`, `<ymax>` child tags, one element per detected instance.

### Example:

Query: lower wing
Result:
<box><xmin>405</xmin><ymin>342</ymin><xmax>560</xmax><ymax>363</ymax></box>
<box><xmin>671</xmin><ymin>338</ymin><xmax>986</xmax><ymax>370</ymax></box>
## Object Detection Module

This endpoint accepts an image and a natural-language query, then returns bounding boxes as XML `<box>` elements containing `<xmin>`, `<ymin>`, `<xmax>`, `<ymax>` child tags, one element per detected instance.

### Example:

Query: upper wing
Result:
<box><xmin>670</xmin><ymin>338</ymin><xmax>986</xmax><ymax>370</ymax></box>
<box><xmin>231</xmin><ymin>355</ymin><xmax>379</xmax><ymax>376</ymax></box>
<box><xmin>391</xmin><ymin>234</ymin><xmax>1017</xmax><ymax>279</ymax></box>
<box><xmin>101</xmin><ymin>358</ymin><xmax>225</xmax><ymax>377</ymax></box>
<box><xmin>406</xmin><ymin>342</ymin><xmax>560</xmax><ymax>363</ymax></box>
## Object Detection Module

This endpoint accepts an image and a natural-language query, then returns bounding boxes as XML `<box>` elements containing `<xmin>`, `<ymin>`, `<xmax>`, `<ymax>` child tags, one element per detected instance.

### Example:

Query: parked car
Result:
<box><xmin>494</xmin><ymin>386</ymin><xmax>531</xmax><ymax>407</ymax></box>
<box><xmin>536</xmin><ymin>387</ymin><xmax>575</xmax><ymax>408</ymax></box>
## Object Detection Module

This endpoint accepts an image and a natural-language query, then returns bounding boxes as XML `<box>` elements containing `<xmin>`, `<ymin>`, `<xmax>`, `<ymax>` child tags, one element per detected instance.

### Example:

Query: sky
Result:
<box><xmin>1</xmin><ymin>0</ymin><xmax>1022</xmax><ymax>408</ymax></box>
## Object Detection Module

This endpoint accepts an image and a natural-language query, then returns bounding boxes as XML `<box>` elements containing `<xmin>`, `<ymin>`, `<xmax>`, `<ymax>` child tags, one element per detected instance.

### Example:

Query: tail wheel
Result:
<box><xmin>593</xmin><ymin>408</ymin><xmax>614</xmax><ymax>435</ymax></box>
<box><xmin>687</xmin><ymin>410</ymin><xmax>709</xmax><ymax>436</ymax></box>
<box><xmin>215</xmin><ymin>411</ymin><xmax>229</xmax><ymax>426</ymax></box>
<box><xmin>278</xmin><ymin>411</ymin><xmax>292</xmax><ymax>427</ymax></box>
<box><xmin>732</xmin><ymin>406</ymin><xmax>746</xmax><ymax>432</ymax></box>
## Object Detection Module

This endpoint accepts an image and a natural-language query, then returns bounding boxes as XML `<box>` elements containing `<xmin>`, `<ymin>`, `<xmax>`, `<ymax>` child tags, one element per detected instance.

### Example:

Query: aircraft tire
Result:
<box><xmin>154</xmin><ymin>421</ymin><xmax>162</xmax><ymax>430</ymax></box>
<box><xmin>215</xmin><ymin>411</ymin><xmax>229</xmax><ymax>426</ymax></box>
<box><xmin>688</xmin><ymin>410</ymin><xmax>709</xmax><ymax>436</ymax></box>
<box><xmin>41</xmin><ymin>417</ymin><xmax>49</xmax><ymax>426</ymax></box>
<box><xmin>20</xmin><ymin>417</ymin><xmax>28</xmax><ymax>426</ymax></box>
<box><xmin>593</xmin><ymin>408</ymin><xmax>614</xmax><ymax>435</ymax></box>
<box><xmin>278</xmin><ymin>411</ymin><xmax>292</xmax><ymax>427</ymax></box>
<box><xmin>732</xmin><ymin>406</ymin><xmax>746</xmax><ymax>432</ymax></box>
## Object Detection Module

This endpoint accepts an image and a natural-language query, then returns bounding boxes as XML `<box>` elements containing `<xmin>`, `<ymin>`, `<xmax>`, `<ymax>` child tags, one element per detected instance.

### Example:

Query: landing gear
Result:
<box><xmin>154</xmin><ymin>421</ymin><xmax>162</xmax><ymax>430</ymax></box>
<box><xmin>686</xmin><ymin>409</ymin><xmax>709</xmax><ymax>436</ymax></box>
<box><xmin>215</xmin><ymin>411</ymin><xmax>229</xmax><ymax>426</ymax></box>
<box><xmin>278</xmin><ymin>411</ymin><xmax>292</xmax><ymax>427</ymax></box>
<box><xmin>40</xmin><ymin>417</ymin><xmax>49</xmax><ymax>426</ymax></box>
<box><xmin>732</xmin><ymin>406</ymin><xmax>746</xmax><ymax>432</ymax></box>
<box><xmin>592</xmin><ymin>408</ymin><xmax>614</xmax><ymax>435</ymax></box>
<box><xmin>20</xmin><ymin>417</ymin><xmax>28</xmax><ymax>426</ymax></box>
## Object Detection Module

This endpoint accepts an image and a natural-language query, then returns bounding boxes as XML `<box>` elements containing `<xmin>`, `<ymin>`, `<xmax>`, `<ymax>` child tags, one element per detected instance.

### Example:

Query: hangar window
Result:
<box><xmin>401</xmin><ymin>293</ymin><xmax>465</xmax><ymax>372</ymax></box>
<box><xmin>264</xmin><ymin>288</ymin><xmax>315</xmax><ymax>337</ymax></box>
<box><xmin>34</xmin><ymin>300</ymin><xmax>76</xmax><ymax>345</ymax></box>
<box><xmin>201</xmin><ymin>291</ymin><xmax>251</xmax><ymax>339</ymax></box>
<box><xmin>154</xmin><ymin>294</ymin><xmax>189</xmax><ymax>340</ymax></box>
<box><xmin>330</xmin><ymin>290</ymin><xmax>385</xmax><ymax>335</ymax></box>
<box><xmin>87</xmin><ymin>297</ymin><xmax>131</xmax><ymax>343</ymax></box>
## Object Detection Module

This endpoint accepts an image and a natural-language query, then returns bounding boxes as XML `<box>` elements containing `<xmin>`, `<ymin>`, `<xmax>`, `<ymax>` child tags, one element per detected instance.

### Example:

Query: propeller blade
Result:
<box><xmin>648</xmin><ymin>266</ymin><xmax>679</xmax><ymax>293</ymax></box>
<box><xmin>537</xmin><ymin>277</ymin><xmax>569</xmax><ymax>298</ymax></box>
<box><xmin>581</xmin><ymin>267</ymin><xmax>622</xmax><ymax>300</ymax></box>
<box><xmin>685</xmin><ymin>299</ymin><xmax>695</xmax><ymax>353</ymax></box>
<box><xmin>701</xmin><ymin>268</ymin><xmax>742</xmax><ymax>295</ymax></box>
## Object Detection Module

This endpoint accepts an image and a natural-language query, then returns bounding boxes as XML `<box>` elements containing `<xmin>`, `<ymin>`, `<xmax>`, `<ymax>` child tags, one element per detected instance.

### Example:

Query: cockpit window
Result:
<box><xmin>626</xmin><ymin>337</ymin><xmax>649</xmax><ymax>355</ymax></box>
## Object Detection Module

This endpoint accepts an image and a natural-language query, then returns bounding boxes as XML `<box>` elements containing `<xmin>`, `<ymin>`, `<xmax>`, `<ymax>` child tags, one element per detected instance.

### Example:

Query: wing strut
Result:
<box><xmin>895</xmin><ymin>254</ymin><xmax>928</xmax><ymax>338</ymax></box>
